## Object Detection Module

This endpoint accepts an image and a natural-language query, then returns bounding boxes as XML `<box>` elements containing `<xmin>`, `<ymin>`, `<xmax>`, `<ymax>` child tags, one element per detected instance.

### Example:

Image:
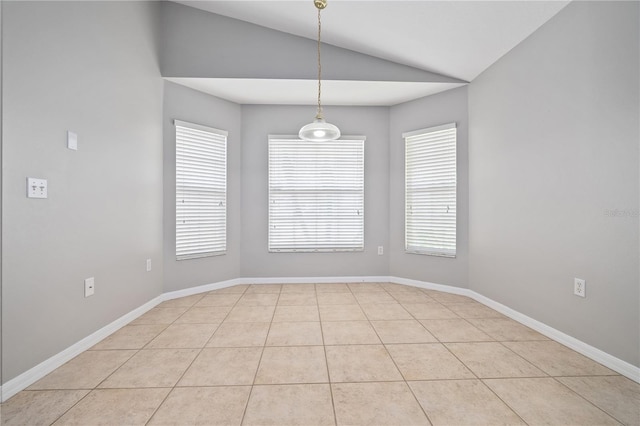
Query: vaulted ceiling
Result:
<box><xmin>168</xmin><ymin>1</ymin><xmax>570</xmax><ymax>106</ymax></box>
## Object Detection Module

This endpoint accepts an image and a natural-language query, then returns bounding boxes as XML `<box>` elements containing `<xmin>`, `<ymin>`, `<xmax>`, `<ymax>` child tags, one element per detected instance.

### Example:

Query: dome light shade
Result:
<box><xmin>299</xmin><ymin>116</ymin><xmax>341</xmax><ymax>142</ymax></box>
<box><xmin>299</xmin><ymin>0</ymin><xmax>341</xmax><ymax>142</ymax></box>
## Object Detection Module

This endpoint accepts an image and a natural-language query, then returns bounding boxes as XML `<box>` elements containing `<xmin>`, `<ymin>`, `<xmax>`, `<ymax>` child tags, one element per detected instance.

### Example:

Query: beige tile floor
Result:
<box><xmin>3</xmin><ymin>283</ymin><xmax>639</xmax><ymax>425</ymax></box>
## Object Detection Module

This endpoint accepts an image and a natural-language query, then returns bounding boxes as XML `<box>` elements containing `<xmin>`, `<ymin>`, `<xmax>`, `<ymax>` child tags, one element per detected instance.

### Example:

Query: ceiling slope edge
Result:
<box><xmin>160</xmin><ymin>1</ymin><xmax>466</xmax><ymax>85</ymax></box>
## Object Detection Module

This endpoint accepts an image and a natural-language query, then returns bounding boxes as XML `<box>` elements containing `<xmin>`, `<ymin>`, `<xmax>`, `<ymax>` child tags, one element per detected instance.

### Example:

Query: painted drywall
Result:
<box><xmin>0</xmin><ymin>0</ymin><xmax>4</xmax><ymax>387</ymax></box>
<box><xmin>469</xmin><ymin>1</ymin><xmax>639</xmax><ymax>366</ymax></box>
<box><xmin>158</xmin><ymin>1</ymin><xmax>461</xmax><ymax>84</ymax></box>
<box><xmin>1</xmin><ymin>1</ymin><xmax>163</xmax><ymax>382</ymax></box>
<box><xmin>240</xmin><ymin>105</ymin><xmax>390</xmax><ymax>278</ymax></box>
<box><xmin>163</xmin><ymin>81</ymin><xmax>242</xmax><ymax>291</ymax></box>
<box><xmin>389</xmin><ymin>87</ymin><xmax>469</xmax><ymax>288</ymax></box>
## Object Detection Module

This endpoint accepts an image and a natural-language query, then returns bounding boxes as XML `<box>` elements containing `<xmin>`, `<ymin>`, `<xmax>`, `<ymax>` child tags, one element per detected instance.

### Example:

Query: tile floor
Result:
<box><xmin>2</xmin><ymin>283</ymin><xmax>639</xmax><ymax>425</ymax></box>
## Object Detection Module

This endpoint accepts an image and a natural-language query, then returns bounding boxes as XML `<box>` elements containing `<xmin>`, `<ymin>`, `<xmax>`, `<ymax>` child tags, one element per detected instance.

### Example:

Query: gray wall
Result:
<box><xmin>468</xmin><ymin>1</ymin><xmax>639</xmax><ymax>366</ymax></box>
<box><xmin>2</xmin><ymin>1</ymin><xmax>163</xmax><ymax>382</ymax></box>
<box><xmin>389</xmin><ymin>87</ymin><xmax>469</xmax><ymax>287</ymax></box>
<box><xmin>163</xmin><ymin>81</ymin><xmax>242</xmax><ymax>291</ymax></box>
<box><xmin>240</xmin><ymin>105</ymin><xmax>390</xmax><ymax>278</ymax></box>
<box><xmin>0</xmin><ymin>0</ymin><xmax>4</xmax><ymax>387</ymax></box>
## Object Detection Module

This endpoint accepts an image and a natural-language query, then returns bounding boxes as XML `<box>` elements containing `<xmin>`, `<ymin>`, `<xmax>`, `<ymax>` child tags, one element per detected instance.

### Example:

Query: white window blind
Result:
<box><xmin>175</xmin><ymin>120</ymin><xmax>227</xmax><ymax>260</ymax></box>
<box><xmin>268</xmin><ymin>136</ymin><xmax>365</xmax><ymax>252</ymax></box>
<box><xmin>404</xmin><ymin>123</ymin><xmax>457</xmax><ymax>257</ymax></box>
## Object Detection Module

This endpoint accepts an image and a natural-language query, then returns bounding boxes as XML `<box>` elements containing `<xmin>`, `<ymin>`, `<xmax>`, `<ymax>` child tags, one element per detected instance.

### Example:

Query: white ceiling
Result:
<box><xmin>172</xmin><ymin>0</ymin><xmax>570</xmax><ymax>106</ymax></box>
<box><xmin>165</xmin><ymin>78</ymin><xmax>466</xmax><ymax>106</ymax></box>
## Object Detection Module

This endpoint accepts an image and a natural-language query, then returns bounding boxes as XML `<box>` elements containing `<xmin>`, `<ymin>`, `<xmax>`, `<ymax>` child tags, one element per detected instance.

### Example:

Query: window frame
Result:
<box><xmin>403</xmin><ymin>123</ymin><xmax>457</xmax><ymax>258</ymax></box>
<box><xmin>268</xmin><ymin>135</ymin><xmax>366</xmax><ymax>253</ymax></box>
<box><xmin>174</xmin><ymin>119</ymin><xmax>228</xmax><ymax>260</ymax></box>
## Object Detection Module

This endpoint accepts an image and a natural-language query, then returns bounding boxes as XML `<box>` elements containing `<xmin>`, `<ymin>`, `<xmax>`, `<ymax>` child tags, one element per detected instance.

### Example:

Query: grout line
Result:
<box><xmin>239</xmin><ymin>284</ymin><xmax>282</xmax><ymax>426</ymax></box>
<box><xmin>44</xmin><ymin>302</ymin><xmax>189</xmax><ymax>426</ymax></box>
<box><xmin>315</xmin><ymin>284</ymin><xmax>339</xmax><ymax>426</ymax></box>
<box><xmin>145</xmin><ymin>287</ymin><xmax>248</xmax><ymax>426</ymax></box>
<box><xmin>358</xmin><ymin>286</ymin><xmax>434</xmax><ymax>425</ymax></box>
<box><xmin>551</xmin><ymin>376</ymin><xmax>632</xmax><ymax>425</ymax></box>
<box><xmin>11</xmin><ymin>283</ymin><xmax>630</xmax><ymax>426</ymax></box>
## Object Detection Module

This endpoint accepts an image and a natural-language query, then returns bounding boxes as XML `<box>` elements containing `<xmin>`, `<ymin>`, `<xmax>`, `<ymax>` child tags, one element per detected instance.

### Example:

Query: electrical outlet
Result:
<box><xmin>146</xmin><ymin>259</ymin><xmax>152</xmax><ymax>272</ymax></box>
<box><xmin>377</xmin><ymin>246</ymin><xmax>384</xmax><ymax>255</ymax></box>
<box><xmin>84</xmin><ymin>277</ymin><xmax>95</xmax><ymax>298</ymax></box>
<box><xmin>574</xmin><ymin>278</ymin><xmax>586</xmax><ymax>298</ymax></box>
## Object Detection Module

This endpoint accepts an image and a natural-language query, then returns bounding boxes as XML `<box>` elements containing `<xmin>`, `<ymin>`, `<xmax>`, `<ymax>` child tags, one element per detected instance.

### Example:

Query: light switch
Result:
<box><xmin>27</xmin><ymin>178</ymin><xmax>48</xmax><ymax>199</ymax></box>
<box><xmin>67</xmin><ymin>131</ymin><xmax>78</xmax><ymax>150</ymax></box>
<box><xmin>84</xmin><ymin>277</ymin><xmax>95</xmax><ymax>297</ymax></box>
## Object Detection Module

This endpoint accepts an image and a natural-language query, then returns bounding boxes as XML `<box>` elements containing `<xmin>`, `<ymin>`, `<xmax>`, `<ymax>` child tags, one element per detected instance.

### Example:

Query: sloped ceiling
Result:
<box><xmin>167</xmin><ymin>1</ymin><xmax>570</xmax><ymax>106</ymax></box>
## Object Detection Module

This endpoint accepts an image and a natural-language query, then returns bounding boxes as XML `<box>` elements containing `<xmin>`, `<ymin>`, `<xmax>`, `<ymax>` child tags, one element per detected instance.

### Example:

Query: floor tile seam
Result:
<box><xmin>43</xmin><ymin>387</ymin><xmax>100</xmax><ymax>426</ymax></box>
<box><xmin>315</xmin><ymin>287</ymin><xmax>340</xmax><ymax>426</ymax></box>
<box><xmin>389</xmin><ymin>339</ymin><xmax>501</xmax><ymax>344</ymax></box>
<box><xmin>357</xmin><ymin>304</ymin><xmax>434</xmax><ymax>424</ymax></box>
<box><xmin>493</xmin><ymin>341</ymin><xmax>552</xmax><ymax>378</ymax></box>
<box><xmin>353</xmin><ymin>290</ymin><xmax>432</xmax><ymax>371</ymax></box>
<box><xmin>87</xmin><ymin>346</ymin><xmax>143</xmax><ymax>399</ymax></box>
<box><xmin>241</xmin><ymin>288</ymin><xmax>282</xmax><ymax>426</ymax></box>
<box><xmin>555</xmin><ymin>373</ymin><xmax>623</xmax><ymax>378</ymax></box>
<box><xmin>457</xmin><ymin>317</ymin><xmax>503</xmax><ymax>340</ymax></box>
<box><xmin>548</xmin><ymin>376</ymin><xmax>629</xmax><ymax>424</ymax></box>
<box><xmin>13</xmin><ymin>289</ymin><xmax>240</xmax><ymax>425</ymax></box>
<box><xmin>443</xmin><ymin>340</ymin><xmax>548</xmax><ymax>380</ymax></box>
<box><xmin>142</xmin><ymin>296</ymin><xmax>206</xmax><ymax>348</ymax></box>
<box><xmin>458</xmin><ymin>376</ymin><xmax>529</xmax><ymax>425</ymax></box>
<box><xmin>144</xmin><ymin>386</ymin><xmax>175</xmax><ymax>426</ymax></box>
<box><xmin>477</xmin><ymin>377</ymin><xmax>535</xmax><ymax>426</ymax></box>
<box><xmin>81</xmin><ymin>385</ymin><xmax>174</xmax><ymax>391</ymax></box>
<box><xmin>170</xmin><ymin>320</ymin><xmax>226</xmax><ymax>325</ymax></box>
<box><xmin>403</xmin><ymin>379</ymin><xmax>436</xmax><ymax>425</ymax></box>
<box><xmin>481</xmin><ymin>376</ymin><xmax>622</xmax><ymax>426</ymax></box>
<box><xmin>166</xmin><ymin>285</ymin><xmax>248</xmax><ymax>405</ymax></box>
<box><xmin>93</xmin><ymin>322</ymin><xmax>172</xmax><ymax>351</ymax></box>
<box><xmin>171</xmin><ymin>384</ymin><xmax>252</xmax><ymax>389</ymax></box>
<box><xmin>373</xmin><ymin>295</ymin><xmax>442</xmax><ymax>342</ymax></box>
<box><xmin>433</xmin><ymin>340</ymin><xmax>483</xmax><ymax>382</ymax></box>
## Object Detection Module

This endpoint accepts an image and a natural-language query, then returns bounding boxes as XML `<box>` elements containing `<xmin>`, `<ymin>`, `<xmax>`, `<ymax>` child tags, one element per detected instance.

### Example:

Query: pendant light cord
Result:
<box><xmin>317</xmin><ymin>6</ymin><xmax>323</xmax><ymax>118</ymax></box>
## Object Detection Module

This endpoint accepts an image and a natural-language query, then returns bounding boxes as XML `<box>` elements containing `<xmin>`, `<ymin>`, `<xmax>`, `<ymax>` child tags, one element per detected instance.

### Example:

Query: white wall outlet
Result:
<box><xmin>84</xmin><ymin>277</ymin><xmax>95</xmax><ymax>297</ymax></box>
<box><xmin>377</xmin><ymin>246</ymin><xmax>384</xmax><ymax>255</ymax></box>
<box><xmin>67</xmin><ymin>131</ymin><xmax>78</xmax><ymax>150</ymax></box>
<box><xmin>146</xmin><ymin>259</ymin><xmax>152</xmax><ymax>272</ymax></box>
<box><xmin>27</xmin><ymin>178</ymin><xmax>48</xmax><ymax>199</ymax></box>
<box><xmin>574</xmin><ymin>278</ymin><xmax>586</xmax><ymax>298</ymax></box>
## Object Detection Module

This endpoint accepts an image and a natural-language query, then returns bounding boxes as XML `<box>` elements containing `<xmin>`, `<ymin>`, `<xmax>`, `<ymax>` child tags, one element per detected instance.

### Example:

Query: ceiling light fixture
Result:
<box><xmin>299</xmin><ymin>0</ymin><xmax>340</xmax><ymax>142</ymax></box>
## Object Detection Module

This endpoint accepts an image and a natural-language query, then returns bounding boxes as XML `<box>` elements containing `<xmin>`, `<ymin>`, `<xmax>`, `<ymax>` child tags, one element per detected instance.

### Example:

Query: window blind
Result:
<box><xmin>268</xmin><ymin>136</ymin><xmax>365</xmax><ymax>252</ymax></box>
<box><xmin>404</xmin><ymin>123</ymin><xmax>457</xmax><ymax>257</ymax></box>
<box><xmin>175</xmin><ymin>120</ymin><xmax>227</xmax><ymax>260</ymax></box>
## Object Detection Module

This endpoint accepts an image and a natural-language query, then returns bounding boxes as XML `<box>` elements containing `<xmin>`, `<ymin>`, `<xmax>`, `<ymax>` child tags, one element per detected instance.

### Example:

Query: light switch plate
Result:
<box><xmin>84</xmin><ymin>277</ymin><xmax>95</xmax><ymax>297</ymax></box>
<box><xmin>27</xmin><ymin>178</ymin><xmax>48</xmax><ymax>199</ymax></box>
<box><xmin>67</xmin><ymin>131</ymin><xmax>78</xmax><ymax>150</ymax></box>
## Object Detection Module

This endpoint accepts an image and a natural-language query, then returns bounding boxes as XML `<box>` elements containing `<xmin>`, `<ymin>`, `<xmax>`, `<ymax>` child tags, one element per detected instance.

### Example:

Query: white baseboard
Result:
<box><xmin>244</xmin><ymin>275</ymin><xmax>392</xmax><ymax>285</ymax></box>
<box><xmin>162</xmin><ymin>278</ymin><xmax>246</xmax><ymax>301</ymax></box>
<box><xmin>390</xmin><ymin>276</ymin><xmax>469</xmax><ymax>295</ymax></box>
<box><xmin>469</xmin><ymin>290</ymin><xmax>640</xmax><ymax>382</ymax></box>
<box><xmin>387</xmin><ymin>276</ymin><xmax>640</xmax><ymax>383</ymax></box>
<box><xmin>0</xmin><ymin>296</ymin><xmax>163</xmax><ymax>403</ymax></box>
<box><xmin>3</xmin><ymin>275</ymin><xmax>638</xmax><ymax>402</ymax></box>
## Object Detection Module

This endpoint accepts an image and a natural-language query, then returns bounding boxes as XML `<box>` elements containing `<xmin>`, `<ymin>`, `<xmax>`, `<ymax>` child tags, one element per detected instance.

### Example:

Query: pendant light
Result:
<box><xmin>299</xmin><ymin>0</ymin><xmax>341</xmax><ymax>142</ymax></box>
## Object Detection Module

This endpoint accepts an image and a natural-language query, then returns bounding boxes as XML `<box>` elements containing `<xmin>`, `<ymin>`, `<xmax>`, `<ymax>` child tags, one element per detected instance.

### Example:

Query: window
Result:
<box><xmin>268</xmin><ymin>136</ymin><xmax>365</xmax><ymax>252</ymax></box>
<box><xmin>175</xmin><ymin>120</ymin><xmax>227</xmax><ymax>260</ymax></box>
<box><xmin>404</xmin><ymin>123</ymin><xmax>457</xmax><ymax>257</ymax></box>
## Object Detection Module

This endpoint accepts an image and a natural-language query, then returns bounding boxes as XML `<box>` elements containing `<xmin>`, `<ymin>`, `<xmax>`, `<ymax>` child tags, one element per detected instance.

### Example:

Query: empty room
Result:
<box><xmin>1</xmin><ymin>0</ymin><xmax>638</xmax><ymax>425</ymax></box>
